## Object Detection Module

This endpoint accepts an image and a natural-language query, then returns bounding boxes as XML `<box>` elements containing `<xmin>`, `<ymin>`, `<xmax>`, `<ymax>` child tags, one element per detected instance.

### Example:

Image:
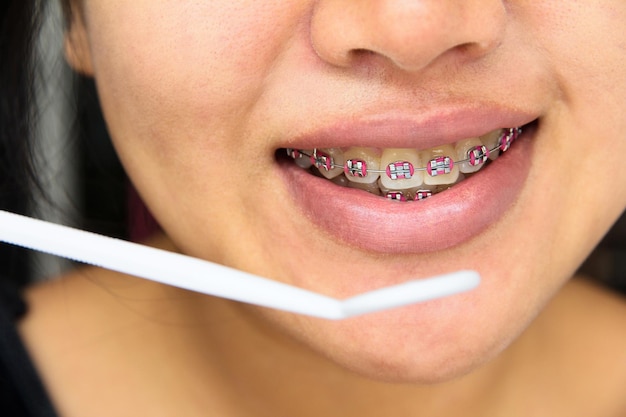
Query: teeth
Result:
<box><xmin>343</xmin><ymin>147</ymin><xmax>382</xmax><ymax>184</ymax></box>
<box><xmin>285</xmin><ymin>126</ymin><xmax>523</xmax><ymax>200</ymax></box>
<box><xmin>379</xmin><ymin>148</ymin><xmax>423</xmax><ymax>190</ymax></box>
<box><xmin>378</xmin><ymin>180</ymin><xmax>409</xmax><ymax>200</ymax></box>
<box><xmin>386</xmin><ymin>191</ymin><xmax>407</xmax><ymax>201</ymax></box>
<box><xmin>455</xmin><ymin>138</ymin><xmax>486</xmax><ymax>174</ymax></box>
<box><xmin>496</xmin><ymin>128</ymin><xmax>520</xmax><ymax>153</ymax></box>
<box><xmin>292</xmin><ymin>149</ymin><xmax>314</xmax><ymax>169</ymax></box>
<box><xmin>414</xmin><ymin>189</ymin><xmax>433</xmax><ymax>201</ymax></box>
<box><xmin>422</xmin><ymin>144</ymin><xmax>459</xmax><ymax>186</ymax></box>
<box><xmin>312</xmin><ymin>148</ymin><xmax>345</xmax><ymax>179</ymax></box>
<box><xmin>481</xmin><ymin>130</ymin><xmax>502</xmax><ymax>161</ymax></box>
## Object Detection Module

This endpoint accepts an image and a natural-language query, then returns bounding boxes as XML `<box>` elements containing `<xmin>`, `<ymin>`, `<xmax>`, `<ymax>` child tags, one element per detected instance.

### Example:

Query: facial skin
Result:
<box><xmin>65</xmin><ymin>0</ymin><xmax>626</xmax><ymax>383</ymax></box>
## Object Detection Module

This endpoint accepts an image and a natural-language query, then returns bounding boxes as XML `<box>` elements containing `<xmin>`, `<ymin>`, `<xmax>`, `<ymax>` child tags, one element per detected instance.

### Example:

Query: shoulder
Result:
<box><xmin>17</xmin><ymin>259</ymin><xmax>222</xmax><ymax>417</ymax></box>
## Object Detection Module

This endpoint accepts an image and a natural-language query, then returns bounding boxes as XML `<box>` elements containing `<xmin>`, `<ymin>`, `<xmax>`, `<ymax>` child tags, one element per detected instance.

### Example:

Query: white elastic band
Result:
<box><xmin>0</xmin><ymin>210</ymin><xmax>480</xmax><ymax>320</ymax></box>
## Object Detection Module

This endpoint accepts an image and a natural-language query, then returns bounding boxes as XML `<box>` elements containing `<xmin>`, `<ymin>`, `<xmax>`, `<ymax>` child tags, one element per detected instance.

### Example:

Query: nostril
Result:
<box><xmin>351</xmin><ymin>49</ymin><xmax>376</xmax><ymax>58</ymax></box>
<box><xmin>310</xmin><ymin>0</ymin><xmax>507</xmax><ymax>74</ymax></box>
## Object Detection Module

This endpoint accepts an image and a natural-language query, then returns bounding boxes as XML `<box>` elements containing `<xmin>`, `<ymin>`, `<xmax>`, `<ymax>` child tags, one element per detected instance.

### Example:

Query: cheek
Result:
<box><xmin>520</xmin><ymin>0</ymin><xmax>626</xmax><ymax>228</ymax></box>
<box><xmin>83</xmin><ymin>1</ymin><xmax>305</xmax><ymax>157</ymax></box>
<box><xmin>519</xmin><ymin>1</ymin><xmax>626</xmax><ymax>101</ymax></box>
<box><xmin>77</xmin><ymin>1</ymin><xmax>314</xmax><ymax>264</ymax></box>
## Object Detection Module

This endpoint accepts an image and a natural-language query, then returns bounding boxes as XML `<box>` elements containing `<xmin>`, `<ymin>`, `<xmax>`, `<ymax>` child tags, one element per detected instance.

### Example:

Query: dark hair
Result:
<box><xmin>0</xmin><ymin>0</ymin><xmax>44</xmax><ymax>288</ymax></box>
<box><xmin>1</xmin><ymin>0</ymin><xmax>137</xmax><ymax>290</ymax></box>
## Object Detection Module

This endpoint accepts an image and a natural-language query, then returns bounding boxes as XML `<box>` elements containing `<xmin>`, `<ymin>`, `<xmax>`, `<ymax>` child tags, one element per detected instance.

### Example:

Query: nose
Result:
<box><xmin>310</xmin><ymin>0</ymin><xmax>507</xmax><ymax>72</ymax></box>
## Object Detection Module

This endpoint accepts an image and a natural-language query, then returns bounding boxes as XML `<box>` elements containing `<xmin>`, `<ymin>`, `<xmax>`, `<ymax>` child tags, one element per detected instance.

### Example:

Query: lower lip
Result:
<box><xmin>280</xmin><ymin>130</ymin><xmax>534</xmax><ymax>254</ymax></box>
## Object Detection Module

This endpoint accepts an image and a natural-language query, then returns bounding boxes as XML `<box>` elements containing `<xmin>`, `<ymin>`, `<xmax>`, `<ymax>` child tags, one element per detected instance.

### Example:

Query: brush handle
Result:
<box><xmin>0</xmin><ymin>210</ymin><xmax>479</xmax><ymax>319</ymax></box>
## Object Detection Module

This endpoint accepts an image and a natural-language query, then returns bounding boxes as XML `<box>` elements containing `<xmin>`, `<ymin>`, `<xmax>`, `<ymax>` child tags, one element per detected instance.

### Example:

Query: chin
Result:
<box><xmin>254</xmin><ymin>282</ymin><xmax>531</xmax><ymax>384</ymax></box>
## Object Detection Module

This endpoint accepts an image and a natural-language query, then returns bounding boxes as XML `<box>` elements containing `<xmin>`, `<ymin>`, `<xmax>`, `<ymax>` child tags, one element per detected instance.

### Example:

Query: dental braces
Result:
<box><xmin>286</xmin><ymin>127</ymin><xmax>521</xmax><ymax>201</ymax></box>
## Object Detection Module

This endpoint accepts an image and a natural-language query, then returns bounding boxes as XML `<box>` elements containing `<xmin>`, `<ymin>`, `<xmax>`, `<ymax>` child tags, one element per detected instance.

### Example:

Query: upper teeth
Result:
<box><xmin>286</xmin><ymin>127</ymin><xmax>521</xmax><ymax>199</ymax></box>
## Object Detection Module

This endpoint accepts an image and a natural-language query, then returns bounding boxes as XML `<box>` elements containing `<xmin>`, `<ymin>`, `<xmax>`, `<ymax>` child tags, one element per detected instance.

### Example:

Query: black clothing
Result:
<box><xmin>0</xmin><ymin>281</ymin><xmax>58</xmax><ymax>417</ymax></box>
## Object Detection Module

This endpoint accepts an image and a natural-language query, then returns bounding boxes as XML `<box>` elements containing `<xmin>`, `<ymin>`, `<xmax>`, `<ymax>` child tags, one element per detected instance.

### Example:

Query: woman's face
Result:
<box><xmin>66</xmin><ymin>1</ymin><xmax>626</xmax><ymax>381</ymax></box>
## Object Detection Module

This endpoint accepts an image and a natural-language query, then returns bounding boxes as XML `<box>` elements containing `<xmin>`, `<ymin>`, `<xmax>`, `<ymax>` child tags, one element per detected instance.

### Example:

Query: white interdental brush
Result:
<box><xmin>0</xmin><ymin>210</ymin><xmax>480</xmax><ymax>320</ymax></box>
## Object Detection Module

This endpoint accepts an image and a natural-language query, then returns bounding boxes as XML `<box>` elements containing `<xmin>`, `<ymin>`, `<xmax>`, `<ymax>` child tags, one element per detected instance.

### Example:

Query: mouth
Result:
<box><xmin>276</xmin><ymin>119</ymin><xmax>538</xmax><ymax>254</ymax></box>
<box><xmin>281</xmin><ymin>126</ymin><xmax>524</xmax><ymax>201</ymax></box>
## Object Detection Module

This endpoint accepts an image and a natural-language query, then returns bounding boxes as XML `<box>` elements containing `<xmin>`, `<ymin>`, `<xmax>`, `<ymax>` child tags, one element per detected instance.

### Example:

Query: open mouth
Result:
<box><xmin>276</xmin><ymin>119</ymin><xmax>537</xmax><ymax>254</ymax></box>
<box><xmin>279</xmin><ymin>124</ymin><xmax>532</xmax><ymax>202</ymax></box>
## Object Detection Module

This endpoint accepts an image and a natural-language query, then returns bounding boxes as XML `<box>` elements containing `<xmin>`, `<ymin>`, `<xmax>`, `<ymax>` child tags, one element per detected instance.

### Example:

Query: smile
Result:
<box><xmin>279</xmin><ymin>120</ymin><xmax>536</xmax><ymax>254</ymax></box>
<box><xmin>284</xmin><ymin>127</ymin><xmax>522</xmax><ymax>201</ymax></box>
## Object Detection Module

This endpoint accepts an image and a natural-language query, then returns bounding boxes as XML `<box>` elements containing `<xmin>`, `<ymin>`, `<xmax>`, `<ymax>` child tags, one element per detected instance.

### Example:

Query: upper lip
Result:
<box><xmin>281</xmin><ymin>103</ymin><xmax>539</xmax><ymax>150</ymax></box>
